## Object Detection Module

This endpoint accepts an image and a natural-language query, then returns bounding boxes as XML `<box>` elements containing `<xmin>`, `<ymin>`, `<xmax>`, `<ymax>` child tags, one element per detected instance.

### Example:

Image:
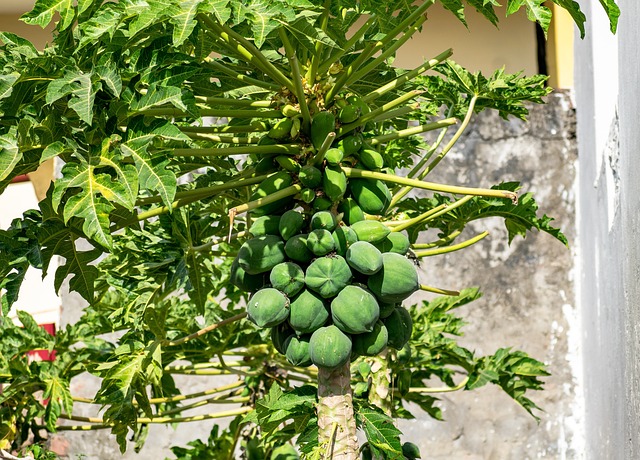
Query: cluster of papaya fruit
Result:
<box><xmin>230</xmin><ymin>95</ymin><xmax>421</xmax><ymax>370</ymax></box>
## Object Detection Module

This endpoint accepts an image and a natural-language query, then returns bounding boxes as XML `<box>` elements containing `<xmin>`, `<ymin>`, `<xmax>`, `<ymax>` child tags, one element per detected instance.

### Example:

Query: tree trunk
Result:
<box><xmin>366</xmin><ymin>351</ymin><xmax>393</xmax><ymax>416</ymax></box>
<box><xmin>317</xmin><ymin>362</ymin><xmax>359</xmax><ymax>459</ymax></box>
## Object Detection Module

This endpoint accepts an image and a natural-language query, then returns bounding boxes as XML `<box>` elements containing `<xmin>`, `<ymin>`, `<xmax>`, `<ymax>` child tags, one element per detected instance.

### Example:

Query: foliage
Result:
<box><xmin>0</xmin><ymin>0</ymin><xmax>619</xmax><ymax>458</ymax></box>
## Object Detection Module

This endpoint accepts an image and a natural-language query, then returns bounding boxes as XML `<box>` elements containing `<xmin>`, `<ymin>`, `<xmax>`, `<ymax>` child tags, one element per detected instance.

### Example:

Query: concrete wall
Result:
<box><xmin>575</xmin><ymin>0</ymin><xmax>640</xmax><ymax>458</ymax></box>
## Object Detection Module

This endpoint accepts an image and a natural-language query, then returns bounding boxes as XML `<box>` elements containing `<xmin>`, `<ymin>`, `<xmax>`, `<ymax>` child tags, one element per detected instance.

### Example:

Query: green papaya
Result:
<box><xmin>378</xmin><ymin>301</ymin><xmax>397</xmax><ymax>319</ymax></box>
<box><xmin>396</xmin><ymin>342</ymin><xmax>412</xmax><ymax>364</ymax></box>
<box><xmin>309</xmin><ymin>325</ymin><xmax>352</xmax><ymax>369</ymax></box>
<box><xmin>331</xmin><ymin>285</ymin><xmax>379</xmax><ymax>334</ymax></box>
<box><xmin>298</xmin><ymin>165</ymin><xmax>322</xmax><ymax>188</ymax></box>
<box><xmin>402</xmin><ymin>442</ymin><xmax>422</xmax><ymax>459</ymax></box>
<box><xmin>325</xmin><ymin>148</ymin><xmax>344</xmax><ymax>165</ymax></box>
<box><xmin>250</xmin><ymin>171</ymin><xmax>294</xmax><ymax>216</ymax></box>
<box><xmin>345</xmin><ymin>241</ymin><xmax>383</xmax><ymax>275</ymax></box>
<box><xmin>383</xmin><ymin>306</ymin><xmax>413</xmax><ymax>350</ymax></box>
<box><xmin>367</xmin><ymin>252</ymin><xmax>419</xmax><ymax>303</ymax></box>
<box><xmin>305</xmin><ymin>255</ymin><xmax>352</xmax><ymax>298</ymax></box>
<box><xmin>269</xmin><ymin>262</ymin><xmax>305</xmax><ymax>297</ymax></box>
<box><xmin>299</xmin><ymin>188</ymin><xmax>316</xmax><ymax>204</ymax></box>
<box><xmin>313</xmin><ymin>196</ymin><xmax>332</xmax><ymax>210</ymax></box>
<box><xmin>350</xmin><ymin>220</ymin><xmax>390</xmax><ymax>243</ymax></box>
<box><xmin>359</xmin><ymin>148</ymin><xmax>384</xmax><ymax>170</ymax></box>
<box><xmin>306</xmin><ymin>229</ymin><xmax>336</xmax><ymax>256</ymax></box>
<box><xmin>349</xmin><ymin>178</ymin><xmax>392</xmax><ymax>215</ymax></box>
<box><xmin>338</xmin><ymin>198</ymin><xmax>365</xmax><ymax>225</ymax></box>
<box><xmin>345</xmin><ymin>95</ymin><xmax>370</xmax><ymax>116</ymax></box>
<box><xmin>323</xmin><ymin>164</ymin><xmax>348</xmax><ymax>202</ymax></box>
<box><xmin>373</xmin><ymin>231</ymin><xmax>411</xmax><ymax>255</ymax></box>
<box><xmin>332</xmin><ymin>225</ymin><xmax>358</xmax><ymax>256</ymax></box>
<box><xmin>230</xmin><ymin>257</ymin><xmax>266</xmax><ymax>292</ymax></box>
<box><xmin>337</xmin><ymin>133</ymin><xmax>363</xmax><ymax>155</ymax></box>
<box><xmin>257</xmin><ymin>134</ymin><xmax>278</xmax><ymax>146</ymax></box>
<box><xmin>268</xmin><ymin>118</ymin><xmax>294</xmax><ymax>140</ymax></box>
<box><xmin>279</xmin><ymin>209</ymin><xmax>305</xmax><ymax>241</ymax></box>
<box><xmin>352</xmin><ymin>321</ymin><xmax>388</xmax><ymax>356</ymax></box>
<box><xmin>237</xmin><ymin>235</ymin><xmax>286</xmax><ymax>275</ymax></box>
<box><xmin>310</xmin><ymin>210</ymin><xmax>337</xmax><ymax>231</ymax></box>
<box><xmin>271</xmin><ymin>322</ymin><xmax>296</xmax><ymax>355</ymax></box>
<box><xmin>311</xmin><ymin>111</ymin><xmax>336</xmax><ymax>150</ymax></box>
<box><xmin>247</xmin><ymin>288</ymin><xmax>290</xmax><ymax>328</ymax></box>
<box><xmin>338</xmin><ymin>104</ymin><xmax>360</xmax><ymax>124</ymax></box>
<box><xmin>288</xmin><ymin>289</ymin><xmax>329</xmax><ymax>335</ymax></box>
<box><xmin>275</xmin><ymin>155</ymin><xmax>300</xmax><ymax>173</ymax></box>
<box><xmin>283</xmin><ymin>334</ymin><xmax>312</xmax><ymax>367</ymax></box>
<box><xmin>248</xmin><ymin>215</ymin><xmax>281</xmax><ymax>237</ymax></box>
<box><xmin>253</xmin><ymin>155</ymin><xmax>277</xmax><ymax>174</ymax></box>
<box><xmin>284</xmin><ymin>233</ymin><xmax>314</xmax><ymax>263</ymax></box>
<box><xmin>281</xmin><ymin>104</ymin><xmax>299</xmax><ymax>118</ymax></box>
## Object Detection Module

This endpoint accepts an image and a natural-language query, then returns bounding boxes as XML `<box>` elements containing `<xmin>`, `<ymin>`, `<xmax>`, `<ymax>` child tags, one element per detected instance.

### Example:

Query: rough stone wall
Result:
<box><xmin>55</xmin><ymin>92</ymin><xmax>579</xmax><ymax>459</ymax></box>
<box><xmin>399</xmin><ymin>91</ymin><xmax>580</xmax><ymax>459</ymax></box>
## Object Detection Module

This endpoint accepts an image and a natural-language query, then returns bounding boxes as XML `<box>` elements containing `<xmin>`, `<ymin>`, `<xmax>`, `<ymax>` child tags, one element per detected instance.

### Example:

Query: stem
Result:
<box><xmin>169</xmin><ymin>144</ymin><xmax>301</xmax><ymax>157</ymax></box>
<box><xmin>413</xmin><ymin>231</ymin><xmax>489</xmax><ymax>257</ymax></box>
<box><xmin>229</xmin><ymin>184</ymin><xmax>303</xmax><ymax>215</ymax></box>
<box><xmin>369</xmin><ymin>118</ymin><xmax>457</xmax><ymax>146</ymax></box>
<box><xmin>392</xmin><ymin>195</ymin><xmax>474</xmax><ymax>233</ymax></box>
<box><xmin>204</xmin><ymin>59</ymin><xmax>281</xmax><ymax>91</ymax></box>
<box><xmin>419</xmin><ymin>284</ymin><xmax>461</xmax><ymax>296</ymax></box>
<box><xmin>54</xmin><ymin>424</ymin><xmax>111</xmax><ymax>431</ymax></box>
<box><xmin>325</xmin><ymin>41</ymin><xmax>382</xmax><ymax>103</ymax></box>
<box><xmin>409</xmin><ymin>376</ymin><xmax>469</xmax><ymax>394</ymax></box>
<box><xmin>178</xmin><ymin>124</ymin><xmax>269</xmax><ymax>134</ymax></box>
<box><xmin>310</xmin><ymin>132</ymin><xmax>336</xmax><ymax>166</ymax></box>
<box><xmin>58</xmin><ymin>407</ymin><xmax>252</xmax><ymax>425</ymax></box>
<box><xmin>279</xmin><ymin>29</ymin><xmax>312</xmax><ymax>132</ymax></box>
<box><xmin>135</xmin><ymin>108</ymin><xmax>284</xmax><ymax>118</ymax></box>
<box><xmin>183</xmin><ymin>133</ymin><xmax>260</xmax><ymax>144</ymax></box>
<box><xmin>336</xmin><ymin>90</ymin><xmax>423</xmax><ymax>137</ymax></box>
<box><xmin>366</xmin><ymin>351</ymin><xmax>393</xmax><ymax>416</ymax></box>
<box><xmin>163</xmin><ymin>312</ymin><xmax>248</xmax><ymax>347</ymax></box>
<box><xmin>390</xmin><ymin>203</ymin><xmax>448</xmax><ymax>234</ymax></box>
<box><xmin>342</xmin><ymin>168</ymin><xmax>518</xmax><ymax>203</ymax></box>
<box><xmin>411</xmin><ymin>230</ymin><xmax>462</xmax><ymax>249</ymax></box>
<box><xmin>308</xmin><ymin>0</ymin><xmax>331</xmax><ymax>83</ymax></box>
<box><xmin>317</xmin><ymin>363</ymin><xmax>359</xmax><ymax>459</ymax></box>
<box><xmin>363</xmin><ymin>48</ymin><xmax>454</xmax><ymax>103</ymax></box>
<box><xmin>193</xmin><ymin>96</ymin><xmax>275</xmax><ymax>108</ymax></box>
<box><xmin>159</xmin><ymin>395</ymin><xmax>251</xmax><ymax>417</ymax></box>
<box><xmin>317</xmin><ymin>16</ymin><xmax>376</xmax><ymax>76</ymax></box>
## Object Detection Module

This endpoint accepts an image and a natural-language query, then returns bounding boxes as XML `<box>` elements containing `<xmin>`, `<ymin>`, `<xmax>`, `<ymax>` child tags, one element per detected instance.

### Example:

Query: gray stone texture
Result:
<box><xmin>399</xmin><ymin>92</ymin><xmax>580</xmax><ymax>459</ymax></box>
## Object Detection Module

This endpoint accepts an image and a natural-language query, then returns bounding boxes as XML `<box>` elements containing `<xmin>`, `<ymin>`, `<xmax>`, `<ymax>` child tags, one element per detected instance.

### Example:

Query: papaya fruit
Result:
<box><xmin>257</xmin><ymin>134</ymin><xmax>278</xmax><ymax>146</ymax></box>
<box><xmin>305</xmin><ymin>255</ymin><xmax>352</xmax><ymax>298</ymax></box>
<box><xmin>349</xmin><ymin>178</ymin><xmax>392</xmax><ymax>215</ymax></box>
<box><xmin>373</xmin><ymin>231</ymin><xmax>411</xmax><ymax>255</ymax></box>
<box><xmin>378</xmin><ymin>301</ymin><xmax>397</xmax><ymax>319</ymax></box>
<box><xmin>352</xmin><ymin>321</ymin><xmax>388</xmax><ymax>356</ymax></box>
<box><xmin>310</xmin><ymin>210</ymin><xmax>337</xmax><ymax>231</ymax></box>
<box><xmin>332</xmin><ymin>225</ymin><xmax>358</xmax><ymax>257</ymax></box>
<box><xmin>299</xmin><ymin>165</ymin><xmax>322</xmax><ymax>188</ymax></box>
<box><xmin>325</xmin><ymin>148</ymin><xmax>344</xmax><ymax>165</ymax></box>
<box><xmin>337</xmin><ymin>133</ymin><xmax>363</xmax><ymax>155</ymax></box>
<box><xmin>283</xmin><ymin>334</ymin><xmax>312</xmax><ymax>367</ymax></box>
<box><xmin>306</xmin><ymin>228</ymin><xmax>336</xmax><ymax>256</ymax></box>
<box><xmin>281</xmin><ymin>104</ymin><xmax>299</xmax><ymax>118</ymax></box>
<box><xmin>345</xmin><ymin>241</ymin><xmax>383</xmax><ymax>275</ymax></box>
<box><xmin>269</xmin><ymin>262</ymin><xmax>305</xmax><ymax>297</ymax></box>
<box><xmin>248</xmin><ymin>215</ymin><xmax>281</xmax><ymax>237</ymax></box>
<box><xmin>247</xmin><ymin>287</ymin><xmax>290</xmax><ymax>328</ymax></box>
<box><xmin>338</xmin><ymin>104</ymin><xmax>360</xmax><ymax>124</ymax></box>
<box><xmin>402</xmin><ymin>442</ymin><xmax>422</xmax><ymax>459</ymax></box>
<box><xmin>338</xmin><ymin>197</ymin><xmax>365</xmax><ymax>225</ymax></box>
<box><xmin>279</xmin><ymin>209</ymin><xmax>305</xmax><ymax>241</ymax></box>
<box><xmin>284</xmin><ymin>233</ymin><xmax>314</xmax><ymax>263</ymax></box>
<box><xmin>350</xmin><ymin>220</ymin><xmax>390</xmax><ymax>243</ymax></box>
<box><xmin>275</xmin><ymin>155</ymin><xmax>300</xmax><ymax>173</ymax></box>
<box><xmin>237</xmin><ymin>235</ymin><xmax>286</xmax><ymax>275</ymax></box>
<box><xmin>367</xmin><ymin>252</ymin><xmax>419</xmax><ymax>303</ymax></box>
<box><xmin>288</xmin><ymin>289</ymin><xmax>329</xmax><ymax>335</ymax></box>
<box><xmin>323</xmin><ymin>164</ymin><xmax>348</xmax><ymax>202</ymax></box>
<box><xmin>271</xmin><ymin>322</ymin><xmax>296</xmax><ymax>355</ymax></box>
<box><xmin>313</xmin><ymin>196</ymin><xmax>332</xmax><ymax>210</ymax></box>
<box><xmin>311</xmin><ymin>111</ymin><xmax>336</xmax><ymax>150</ymax></box>
<box><xmin>299</xmin><ymin>188</ymin><xmax>316</xmax><ymax>204</ymax></box>
<box><xmin>249</xmin><ymin>171</ymin><xmax>294</xmax><ymax>216</ymax></box>
<box><xmin>268</xmin><ymin>117</ymin><xmax>293</xmax><ymax>140</ymax></box>
<box><xmin>383</xmin><ymin>306</ymin><xmax>413</xmax><ymax>350</ymax></box>
<box><xmin>331</xmin><ymin>285</ymin><xmax>380</xmax><ymax>334</ymax></box>
<box><xmin>359</xmin><ymin>148</ymin><xmax>384</xmax><ymax>170</ymax></box>
<box><xmin>309</xmin><ymin>325</ymin><xmax>352</xmax><ymax>369</ymax></box>
<box><xmin>230</xmin><ymin>257</ymin><xmax>266</xmax><ymax>292</ymax></box>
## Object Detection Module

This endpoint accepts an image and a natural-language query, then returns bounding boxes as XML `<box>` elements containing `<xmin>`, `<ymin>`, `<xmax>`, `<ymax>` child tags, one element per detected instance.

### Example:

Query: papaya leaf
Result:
<box><xmin>21</xmin><ymin>0</ymin><xmax>76</xmax><ymax>31</ymax></box>
<box><xmin>235</xmin><ymin>0</ymin><xmax>297</xmax><ymax>48</ymax></box>
<box><xmin>130</xmin><ymin>84</ymin><xmax>187</xmax><ymax>114</ymax></box>
<box><xmin>440</xmin><ymin>0</ymin><xmax>468</xmax><ymax>27</ymax></box>
<box><xmin>41</xmin><ymin>372</ymin><xmax>73</xmax><ymax>431</ymax></box>
<box><xmin>171</xmin><ymin>0</ymin><xmax>203</xmax><ymax>46</ymax></box>
<box><xmin>355</xmin><ymin>403</ymin><xmax>403</xmax><ymax>459</ymax></box>
<box><xmin>0</xmin><ymin>131</ymin><xmax>20</xmax><ymax>182</ymax></box>
<box><xmin>507</xmin><ymin>0</ymin><xmax>552</xmax><ymax>36</ymax></box>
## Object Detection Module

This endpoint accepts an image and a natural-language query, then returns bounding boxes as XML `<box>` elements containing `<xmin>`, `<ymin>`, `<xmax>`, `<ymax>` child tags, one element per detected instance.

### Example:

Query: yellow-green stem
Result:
<box><xmin>409</xmin><ymin>376</ymin><xmax>469</xmax><ymax>394</ymax></box>
<box><xmin>413</xmin><ymin>231</ymin><xmax>489</xmax><ymax>257</ymax></box>
<box><xmin>204</xmin><ymin>58</ymin><xmax>281</xmax><ymax>91</ymax></box>
<box><xmin>230</xmin><ymin>184</ymin><xmax>303</xmax><ymax>216</ymax></box>
<box><xmin>193</xmin><ymin>96</ymin><xmax>275</xmax><ymax>108</ymax></box>
<box><xmin>179</xmin><ymin>124</ymin><xmax>269</xmax><ymax>134</ymax></box>
<box><xmin>369</xmin><ymin>118</ymin><xmax>457</xmax><ymax>145</ymax></box>
<box><xmin>58</xmin><ymin>407</ymin><xmax>252</xmax><ymax>425</ymax></box>
<box><xmin>419</xmin><ymin>284</ymin><xmax>460</xmax><ymax>296</ymax></box>
<box><xmin>317</xmin><ymin>16</ymin><xmax>376</xmax><ymax>76</ymax></box>
<box><xmin>169</xmin><ymin>144</ymin><xmax>301</xmax><ymax>157</ymax></box>
<box><xmin>411</xmin><ymin>230</ymin><xmax>462</xmax><ymax>249</ymax></box>
<box><xmin>392</xmin><ymin>195</ymin><xmax>474</xmax><ymax>233</ymax></box>
<box><xmin>163</xmin><ymin>312</ymin><xmax>248</xmax><ymax>347</ymax></box>
<box><xmin>342</xmin><ymin>167</ymin><xmax>518</xmax><ymax>203</ymax></box>
<box><xmin>279</xmin><ymin>29</ymin><xmax>312</xmax><ymax>132</ymax></box>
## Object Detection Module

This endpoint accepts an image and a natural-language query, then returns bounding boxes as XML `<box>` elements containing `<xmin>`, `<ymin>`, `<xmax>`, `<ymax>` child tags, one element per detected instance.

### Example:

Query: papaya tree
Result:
<box><xmin>0</xmin><ymin>0</ymin><xmax>619</xmax><ymax>459</ymax></box>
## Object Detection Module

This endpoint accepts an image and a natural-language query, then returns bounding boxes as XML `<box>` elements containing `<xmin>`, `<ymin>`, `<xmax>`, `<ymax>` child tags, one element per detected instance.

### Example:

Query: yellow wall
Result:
<box><xmin>394</xmin><ymin>3</ymin><xmax>538</xmax><ymax>77</ymax></box>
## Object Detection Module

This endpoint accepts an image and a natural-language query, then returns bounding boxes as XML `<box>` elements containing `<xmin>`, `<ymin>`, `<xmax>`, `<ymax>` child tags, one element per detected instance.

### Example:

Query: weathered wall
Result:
<box><xmin>399</xmin><ymin>92</ymin><xmax>580</xmax><ymax>459</ymax></box>
<box><xmin>575</xmin><ymin>0</ymin><xmax>640</xmax><ymax>458</ymax></box>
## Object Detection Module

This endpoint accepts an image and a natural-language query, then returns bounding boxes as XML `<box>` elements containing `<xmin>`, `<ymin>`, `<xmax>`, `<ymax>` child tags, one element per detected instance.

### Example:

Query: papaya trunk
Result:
<box><xmin>367</xmin><ymin>352</ymin><xmax>393</xmax><ymax>416</ymax></box>
<box><xmin>317</xmin><ymin>362</ymin><xmax>359</xmax><ymax>459</ymax></box>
